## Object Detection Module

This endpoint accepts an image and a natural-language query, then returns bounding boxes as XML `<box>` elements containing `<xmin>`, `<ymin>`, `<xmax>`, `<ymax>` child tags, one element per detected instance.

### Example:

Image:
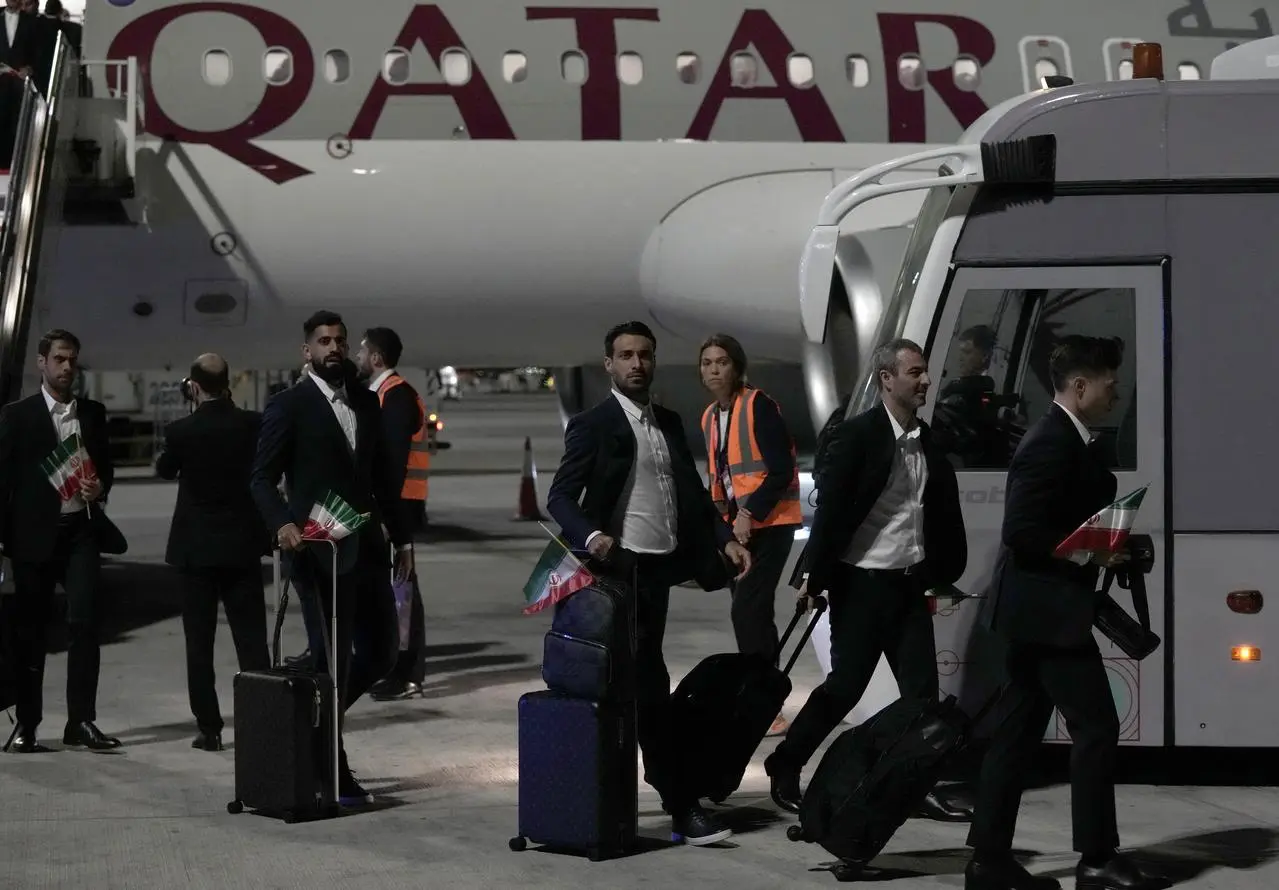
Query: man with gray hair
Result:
<box><xmin>764</xmin><ymin>338</ymin><xmax>972</xmax><ymax>821</ymax></box>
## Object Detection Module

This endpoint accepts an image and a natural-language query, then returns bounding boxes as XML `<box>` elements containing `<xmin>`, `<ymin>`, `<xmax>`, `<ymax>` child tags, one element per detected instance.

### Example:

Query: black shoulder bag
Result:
<box><xmin>1092</xmin><ymin>533</ymin><xmax>1161</xmax><ymax>661</ymax></box>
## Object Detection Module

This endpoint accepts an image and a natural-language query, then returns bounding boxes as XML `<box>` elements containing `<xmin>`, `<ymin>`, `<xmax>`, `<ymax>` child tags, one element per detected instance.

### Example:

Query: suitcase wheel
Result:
<box><xmin>786</xmin><ymin>824</ymin><xmax>803</xmax><ymax>842</ymax></box>
<box><xmin>833</xmin><ymin>862</ymin><xmax>863</xmax><ymax>882</ymax></box>
<box><xmin>508</xmin><ymin>836</ymin><xmax>527</xmax><ymax>852</ymax></box>
<box><xmin>587</xmin><ymin>847</ymin><xmax>603</xmax><ymax>862</ymax></box>
<box><xmin>283</xmin><ymin>810</ymin><xmax>299</xmax><ymax>824</ymax></box>
<box><xmin>226</xmin><ymin>800</ymin><xmax>243</xmax><ymax>815</ymax></box>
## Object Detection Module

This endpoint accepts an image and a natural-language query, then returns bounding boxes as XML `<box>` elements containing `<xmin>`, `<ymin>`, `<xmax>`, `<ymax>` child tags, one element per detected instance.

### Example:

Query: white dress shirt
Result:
<box><xmin>308</xmin><ymin>368</ymin><xmax>356</xmax><ymax>452</ymax></box>
<box><xmin>42</xmin><ymin>384</ymin><xmax>86</xmax><ymax>515</ymax></box>
<box><xmin>842</xmin><ymin>407</ymin><xmax>927</xmax><ymax>570</ymax></box>
<box><xmin>4</xmin><ymin>10</ymin><xmax>18</xmax><ymax>48</ymax></box>
<box><xmin>585</xmin><ymin>389</ymin><xmax>678</xmax><ymax>555</ymax></box>
<box><xmin>368</xmin><ymin>367</ymin><xmax>395</xmax><ymax>394</ymax></box>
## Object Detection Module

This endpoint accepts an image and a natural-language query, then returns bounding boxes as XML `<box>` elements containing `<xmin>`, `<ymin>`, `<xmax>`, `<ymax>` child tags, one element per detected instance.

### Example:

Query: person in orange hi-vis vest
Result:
<box><xmin>356</xmin><ymin>327</ymin><xmax>430</xmax><ymax>700</ymax></box>
<box><xmin>698</xmin><ymin>333</ymin><xmax>803</xmax><ymax>737</ymax></box>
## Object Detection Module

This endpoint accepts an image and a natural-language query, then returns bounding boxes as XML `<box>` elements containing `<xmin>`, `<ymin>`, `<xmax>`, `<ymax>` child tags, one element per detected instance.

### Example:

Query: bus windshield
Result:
<box><xmin>851</xmin><ymin>175</ymin><xmax>956</xmax><ymax>415</ymax></box>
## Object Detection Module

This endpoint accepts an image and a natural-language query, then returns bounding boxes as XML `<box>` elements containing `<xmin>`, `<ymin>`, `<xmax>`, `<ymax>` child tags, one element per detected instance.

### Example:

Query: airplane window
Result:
<box><xmin>263</xmin><ymin>48</ymin><xmax>292</xmax><ymax>86</ymax></box>
<box><xmin>383</xmin><ymin>48</ymin><xmax>410</xmax><ymax>85</ymax></box>
<box><xmin>561</xmin><ymin>50</ymin><xmax>587</xmax><ymax>84</ymax></box>
<box><xmin>897</xmin><ymin>54</ymin><xmax>925</xmax><ymax>91</ymax></box>
<box><xmin>730</xmin><ymin>52</ymin><xmax>757</xmax><ymax>87</ymax></box>
<box><xmin>676</xmin><ymin>52</ymin><xmax>700</xmax><ymax>84</ymax></box>
<box><xmin>952</xmin><ymin>57</ymin><xmax>980</xmax><ymax>92</ymax></box>
<box><xmin>202</xmin><ymin>49</ymin><xmax>231</xmax><ymax>87</ymax></box>
<box><xmin>618</xmin><ymin>51</ymin><xmax>643</xmax><ymax>85</ymax></box>
<box><xmin>787</xmin><ymin>53</ymin><xmax>814</xmax><ymax>88</ymax></box>
<box><xmin>845</xmin><ymin>55</ymin><xmax>870</xmax><ymax>87</ymax></box>
<box><xmin>1034</xmin><ymin>58</ymin><xmax>1059</xmax><ymax>81</ymax></box>
<box><xmin>323</xmin><ymin>50</ymin><xmax>350</xmax><ymax>84</ymax></box>
<box><xmin>503</xmin><ymin>51</ymin><xmax>528</xmax><ymax>83</ymax></box>
<box><xmin>1178</xmin><ymin>61</ymin><xmax>1201</xmax><ymax>80</ymax></box>
<box><xmin>441</xmin><ymin>48</ymin><xmax>471</xmax><ymax>86</ymax></box>
<box><xmin>1117</xmin><ymin>59</ymin><xmax>1134</xmax><ymax>79</ymax></box>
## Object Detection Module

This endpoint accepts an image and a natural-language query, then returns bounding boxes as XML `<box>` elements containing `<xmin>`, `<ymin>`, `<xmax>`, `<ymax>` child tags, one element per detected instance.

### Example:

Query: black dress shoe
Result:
<box><xmin>284</xmin><ymin>649</ymin><xmax>315</xmax><ymax>671</ymax></box>
<box><xmin>1076</xmin><ymin>853</ymin><xmax>1170</xmax><ymax>890</ymax></box>
<box><xmin>8</xmin><ymin>727</ymin><xmax>52</xmax><ymax>754</ymax></box>
<box><xmin>764</xmin><ymin>756</ymin><xmax>802</xmax><ymax>814</ymax></box>
<box><xmin>914</xmin><ymin>790</ymin><xmax>973</xmax><ymax>822</ymax></box>
<box><xmin>191</xmin><ymin>730</ymin><xmax>223</xmax><ymax>751</ymax></box>
<box><xmin>370</xmin><ymin>679</ymin><xmax>421</xmax><ymax>701</ymax></box>
<box><xmin>965</xmin><ymin>857</ymin><xmax>1061</xmax><ymax>890</ymax></box>
<box><xmin>63</xmin><ymin>721</ymin><xmax>122</xmax><ymax>750</ymax></box>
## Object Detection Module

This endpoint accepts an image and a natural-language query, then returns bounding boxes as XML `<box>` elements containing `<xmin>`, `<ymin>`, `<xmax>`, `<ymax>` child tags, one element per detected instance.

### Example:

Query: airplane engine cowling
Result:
<box><xmin>639</xmin><ymin>170</ymin><xmax>915</xmax><ymax>434</ymax></box>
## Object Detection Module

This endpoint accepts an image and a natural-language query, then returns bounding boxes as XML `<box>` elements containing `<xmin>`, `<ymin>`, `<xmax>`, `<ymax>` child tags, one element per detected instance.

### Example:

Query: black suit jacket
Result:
<box><xmin>250</xmin><ymin>375</ymin><xmax>406</xmax><ymax>575</ymax></box>
<box><xmin>156</xmin><ymin>399</ymin><xmax>270</xmax><ymax>569</ymax></box>
<box><xmin>547</xmin><ymin>394</ymin><xmax>733</xmax><ymax>588</ymax></box>
<box><xmin>984</xmin><ymin>403</ymin><xmax>1118</xmax><ymax>647</ymax></box>
<box><xmin>377</xmin><ymin>376</ymin><xmax>423</xmax><ymax>499</ymax></box>
<box><xmin>0</xmin><ymin>392</ymin><xmax>113</xmax><ymax>562</ymax></box>
<box><xmin>800</xmin><ymin>402</ymin><xmax>967</xmax><ymax>596</ymax></box>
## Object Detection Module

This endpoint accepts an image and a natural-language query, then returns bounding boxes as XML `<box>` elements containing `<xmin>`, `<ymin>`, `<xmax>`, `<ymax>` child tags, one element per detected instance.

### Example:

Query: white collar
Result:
<box><xmin>368</xmin><ymin>367</ymin><xmax>396</xmax><ymax>393</ymax></box>
<box><xmin>883</xmin><ymin>402</ymin><xmax>920</xmax><ymax>442</ymax></box>
<box><xmin>42</xmin><ymin>384</ymin><xmax>75</xmax><ymax>415</ymax></box>
<box><xmin>1053</xmin><ymin>400</ymin><xmax>1093</xmax><ymax>444</ymax></box>
<box><xmin>308</xmin><ymin>368</ymin><xmax>345</xmax><ymax>401</ymax></box>
<box><xmin>611</xmin><ymin>387</ymin><xmax>652</xmax><ymax>423</ymax></box>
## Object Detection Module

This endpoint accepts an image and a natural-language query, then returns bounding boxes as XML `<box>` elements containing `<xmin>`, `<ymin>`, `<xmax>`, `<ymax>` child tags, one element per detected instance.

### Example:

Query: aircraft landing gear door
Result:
<box><xmin>1103</xmin><ymin>38</ymin><xmax>1145</xmax><ymax>80</ymax></box>
<box><xmin>921</xmin><ymin>262</ymin><xmax>1168</xmax><ymax>747</ymax></box>
<box><xmin>1018</xmin><ymin>36</ymin><xmax>1073</xmax><ymax>93</ymax></box>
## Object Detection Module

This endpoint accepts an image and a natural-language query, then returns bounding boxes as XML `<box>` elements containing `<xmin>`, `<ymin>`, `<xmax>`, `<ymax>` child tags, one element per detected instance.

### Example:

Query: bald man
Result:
<box><xmin>157</xmin><ymin>354</ymin><xmax>270</xmax><ymax>751</ymax></box>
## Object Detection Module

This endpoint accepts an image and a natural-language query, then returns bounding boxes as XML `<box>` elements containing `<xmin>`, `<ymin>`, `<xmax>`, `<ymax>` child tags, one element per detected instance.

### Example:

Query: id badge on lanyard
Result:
<box><xmin>716</xmin><ymin>410</ymin><xmax>735</xmax><ymax>506</ymax></box>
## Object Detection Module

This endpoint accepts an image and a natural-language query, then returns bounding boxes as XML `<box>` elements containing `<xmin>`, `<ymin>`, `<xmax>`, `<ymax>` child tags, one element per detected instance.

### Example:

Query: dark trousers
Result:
<box><xmin>967</xmin><ymin>640</ymin><xmax>1120</xmax><ymax>856</ymax></box>
<box><xmin>387</xmin><ymin>498</ymin><xmax>426</xmax><ymax>684</ymax></box>
<box><xmin>179</xmin><ymin>564</ymin><xmax>270</xmax><ymax>734</ymax></box>
<box><xmin>289</xmin><ymin>547</ymin><xmax>397</xmax><ymax>757</ymax></box>
<box><xmin>611</xmin><ymin>550</ymin><xmax>694</xmax><ymax>812</ymax></box>
<box><xmin>2</xmin><ymin>511</ymin><xmax>100</xmax><ymax>731</ymax></box>
<box><xmin>771</xmin><ymin>562</ymin><xmax>938</xmax><ymax>771</ymax></box>
<box><xmin>727</xmin><ymin>525</ymin><xmax>797</xmax><ymax>662</ymax></box>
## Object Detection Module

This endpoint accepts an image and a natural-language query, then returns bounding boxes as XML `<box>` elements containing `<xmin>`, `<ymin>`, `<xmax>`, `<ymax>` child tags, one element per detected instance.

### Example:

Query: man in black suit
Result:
<box><xmin>0</xmin><ymin>328</ymin><xmax>120</xmax><ymax>752</ymax></box>
<box><xmin>251</xmin><ymin>310</ymin><xmax>413</xmax><ymax>807</ymax></box>
<box><xmin>547</xmin><ymin>320</ymin><xmax>752</xmax><ymax>847</ymax></box>
<box><xmin>964</xmin><ymin>337</ymin><xmax>1166</xmax><ymax>890</ymax></box>
<box><xmin>156</xmin><ymin>354</ymin><xmax>270</xmax><ymax>752</ymax></box>
<box><xmin>355</xmin><ymin>327</ymin><xmax>430</xmax><ymax>701</ymax></box>
<box><xmin>0</xmin><ymin>0</ymin><xmax>50</xmax><ymax>169</ymax></box>
<box><xmin>764</xmin><ymin>338</ymin><xmax>970</xmax><ymax>821</ymax></box>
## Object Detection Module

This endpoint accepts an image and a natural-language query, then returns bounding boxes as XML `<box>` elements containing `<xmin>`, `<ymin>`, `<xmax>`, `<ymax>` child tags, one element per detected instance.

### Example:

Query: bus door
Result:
<box><xmin>921</xmin><ymin>262</ymin><xmax>1168</xmax><ymax>747</ymax></box>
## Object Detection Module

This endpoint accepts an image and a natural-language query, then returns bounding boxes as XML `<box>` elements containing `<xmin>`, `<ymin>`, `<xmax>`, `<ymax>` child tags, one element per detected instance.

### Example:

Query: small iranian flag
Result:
<box><xmin>302</xmin><ymin>490</ymin><xmax>370</xmax><ymax>541</ymax></box>
<box><xmin>1053</xmin><ymin>484</ymin><xmax>1149</xmax><ymax>559</ymax></box>
<box><xmin>41</xmin><ymin>434</ymin><xmax>96</xmax><ymax>502</ymax></box>
<box><xmin>522</xmin><ymin>527</ymin><xmax>595</xmax><ymax>615</ymax></box>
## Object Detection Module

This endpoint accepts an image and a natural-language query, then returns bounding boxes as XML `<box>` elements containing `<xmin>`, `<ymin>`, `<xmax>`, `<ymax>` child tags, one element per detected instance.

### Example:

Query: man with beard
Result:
<box><xmin>354</xmin><ymin>327</ymin><xmax>430</xmax><ymax>701</ymax></box>
<box><xmin>0</xmin><ymin>329</ymin><xmax>121</xmax><ymax>752</ymax></box>
<box><xmin>764</xmin><ymin>338</ymin><xmax>971</xmax><ymax>822</ymax></box>
<box><xmin>250</xmin><ymin>310</ymin><xmax>412</xmax><ymax>805</ymax></box>
<box><xmin>547</xmin><ymin>320</ymin><xmax>753</xmax><ymax>847</ymax></box>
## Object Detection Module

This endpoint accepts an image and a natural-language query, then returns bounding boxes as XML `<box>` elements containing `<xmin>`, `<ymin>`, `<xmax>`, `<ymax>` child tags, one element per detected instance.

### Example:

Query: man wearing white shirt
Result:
<box><xmin>0</xmin><ymin>329</ymin><xmax>120</xmax><ymax>752</ymax></box>
<box><xmin>251</xmin><ymin>310</ymin><xmax>413</xmax><ymax>807</ymax></box>
<box><xmin>765</xmin><ymin>338</ymin><xmax>970</xmax><ymax>821</ymax></box>
<box><xmin>547</xmin><ymin>320</ymin><xmax>752</xmax><ymax>847</ymax></box>
<box><xmin>964</xmin><ymin>335</ymin><xmax>1164</xmax><ymax>890</ymax></box>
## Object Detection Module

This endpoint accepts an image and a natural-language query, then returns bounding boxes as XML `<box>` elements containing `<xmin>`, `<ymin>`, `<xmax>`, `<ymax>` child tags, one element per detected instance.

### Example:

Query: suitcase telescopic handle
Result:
<box><xmin>271</xmin><ymin>538</ymin><xmax>341</xmax><ymax>805</ymax></box>
<box><xmin>776</xmin><ymin>594</ymin><xmax>828</xmax><ymax>677</ymax></box>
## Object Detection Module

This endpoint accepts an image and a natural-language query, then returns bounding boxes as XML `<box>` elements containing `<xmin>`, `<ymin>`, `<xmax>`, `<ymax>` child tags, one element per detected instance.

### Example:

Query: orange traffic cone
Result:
<box><xmin>513</xmin><ymin>436</ymin><xmax>548</xmax><ymax>521</ymax></box>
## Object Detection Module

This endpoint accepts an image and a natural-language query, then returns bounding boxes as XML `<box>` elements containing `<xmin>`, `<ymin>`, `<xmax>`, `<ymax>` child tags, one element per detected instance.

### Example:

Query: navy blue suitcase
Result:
<box><xmin>509</xmin><ymin>690</ymin><xmax>638</xmax><ymax>861</ymax></box>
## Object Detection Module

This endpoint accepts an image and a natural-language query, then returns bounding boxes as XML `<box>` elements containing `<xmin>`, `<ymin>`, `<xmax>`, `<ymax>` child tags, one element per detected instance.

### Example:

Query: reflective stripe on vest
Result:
<box><xmin>376</xmin><ymin>373</ymin><xmax>430</xmax><ymax>502</ymax></box>
<box><xmin>700</xmin><ymin>388</ymin><xmax>802</xmax><ymax>528</ymax></box>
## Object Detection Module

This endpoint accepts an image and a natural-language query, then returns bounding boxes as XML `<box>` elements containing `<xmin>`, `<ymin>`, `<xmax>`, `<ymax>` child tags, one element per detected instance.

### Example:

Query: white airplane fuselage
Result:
<box><xmin>43</xmin><ymin>0</ymin><xmax>1277</xmax><ymax>372</ymax></box>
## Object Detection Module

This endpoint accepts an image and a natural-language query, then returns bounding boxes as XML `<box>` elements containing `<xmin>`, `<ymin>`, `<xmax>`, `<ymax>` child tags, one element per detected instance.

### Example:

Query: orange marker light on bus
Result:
<box><xmin>1133</xmin><ymin>43</ymin><xmax>1165</xmax><ymax>81</ymax></box>
<box><xmin>1232</xmin><ymin>646</ymin><xmax>1260</xmax><ymax>662</ymax></box>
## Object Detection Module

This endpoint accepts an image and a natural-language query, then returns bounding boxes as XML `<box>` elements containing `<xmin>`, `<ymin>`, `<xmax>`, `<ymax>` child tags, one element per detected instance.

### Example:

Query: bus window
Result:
<box><xmin>931</xmin><ymin>287</ymin><xmax>1138</xmax><ymax>471</ymax></box>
